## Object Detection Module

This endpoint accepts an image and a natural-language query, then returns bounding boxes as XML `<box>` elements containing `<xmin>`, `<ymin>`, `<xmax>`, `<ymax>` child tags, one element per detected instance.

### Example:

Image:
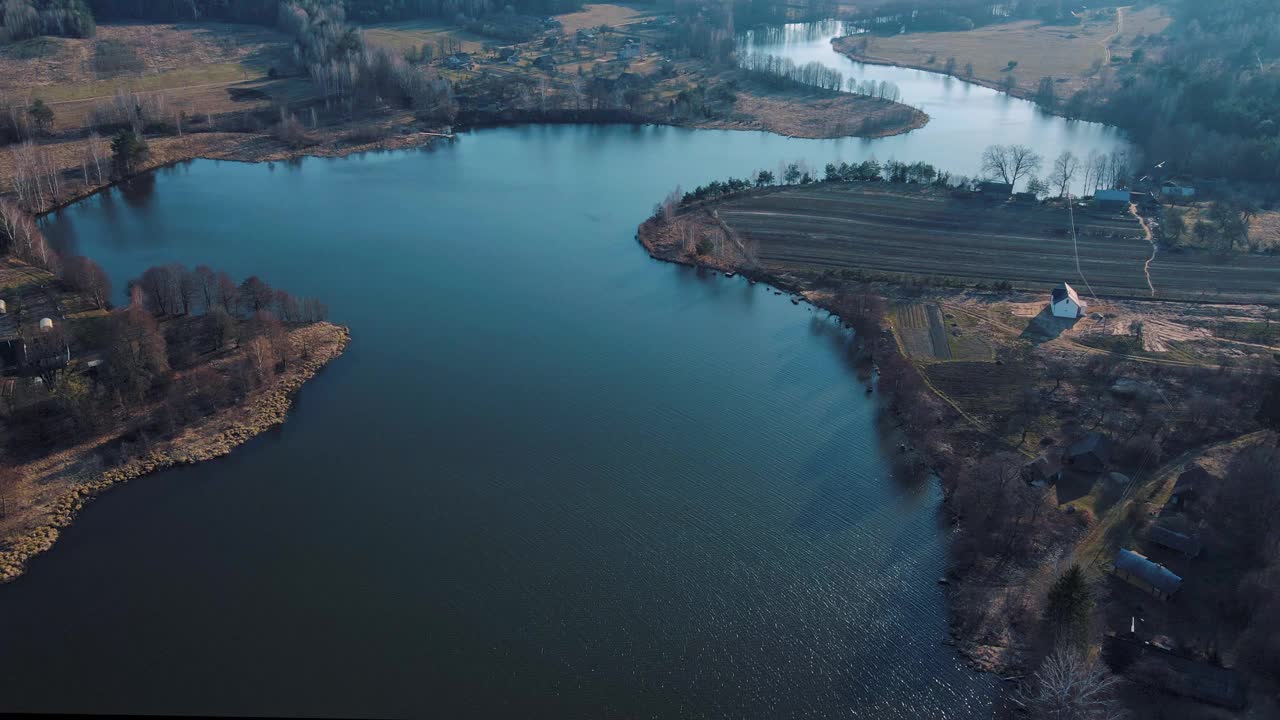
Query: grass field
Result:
<box><xmin>715</xmin><ymin>184</ymin><xmax>1280</xmax><ymax>304</ymax></box>
<box><xmin>1</xmin><ymin>22</ymin><xmax>299</xmax><ymax>132</ymax></box>
<box><xmin>554</xmin><ymin>3</ymin><xmax>654</xmax><ymax>33</ymax></box>
<box><xmin>834</xmin><ymin>5</ymin><xmax>1171</xmax><ymax>98</ymax></box>
<box><xmin>361</xmin><ymin>19</ymin><xmax>489</xmax><ymax>54</ymax></box>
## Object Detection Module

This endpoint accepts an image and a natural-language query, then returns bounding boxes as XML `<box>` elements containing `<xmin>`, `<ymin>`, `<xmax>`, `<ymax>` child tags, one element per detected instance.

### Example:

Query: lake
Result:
<box><xmin>1</xmin><ymin>23</ymin><xmax>1131</xmax><ymax>719</ymax></box>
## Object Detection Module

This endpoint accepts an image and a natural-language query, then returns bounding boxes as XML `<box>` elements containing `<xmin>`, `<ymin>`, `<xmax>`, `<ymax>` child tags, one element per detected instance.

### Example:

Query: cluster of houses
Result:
<box><xmin>0</xmin><ymin>297</ymin><xmax>68</xmax><ymax>378</ymax></box>
<box><xmin>1024</xmin><ymin>435</ymin><xmax>1244</xmax><ymax>708</ymax></box>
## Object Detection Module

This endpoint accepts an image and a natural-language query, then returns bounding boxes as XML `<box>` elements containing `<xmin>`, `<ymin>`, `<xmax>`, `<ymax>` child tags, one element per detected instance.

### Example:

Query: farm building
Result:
<box><xmin>1160</xmin><ymin>178</ymin><xmax>1196</xmax><ymax>198</ymax></box>
<box><xmin>1050</xmin><ymin>282</ymin><xmax>1086</xmax><ymax>319</ymax></box>
<box><xmin>618</xmin><ymin>39</ymin><xmax>641</xmax><ymax>59</ymax></box>
<box><xmin>1094</xmin><ymin>188</ymin><xmax>1132</xmax><ymax>211</ymax></box>
<box><xmin>1148</xmin><ymin>526</ymin><xmax>1202</xmax><ymax>558</ymax></box>
<box><xmin>533</xmin><ymin>54</ymin><xmax>556</xmax><ymax>71</ymax></box>
<box><xmin>1022</xmin><ymin>454</ymin><xmax>1061</xmax><ymax>486</ymax></box>
<box><xmin>443</xmin><ymin>53</ymin><xmax>472</xmax><ymax>69</ymax></box>
<box><xmin>1104</xmin><ymin>634</ymin><xmax>1246</xmax><ymax>709</ymax></box>
<box><xmin>1114</xmin><ymin>549</ymin><xmax>1182</xmax><ymax>600</ymax></box>
<box><xmin>1066</xmin><ymin>432</ymin><xmax>1111</xmax><ymax>473</ymax></box>
<box><xmin>979</xmin><ymin>181</ymin><xmax>1013</xmax><ymax>199</ymax></box>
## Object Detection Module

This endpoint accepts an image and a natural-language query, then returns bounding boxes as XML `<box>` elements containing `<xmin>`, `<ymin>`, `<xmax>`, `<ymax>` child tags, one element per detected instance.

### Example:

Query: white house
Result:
<box><xmin>1051</xmin><ymin>282</ymin><xmax>1086</xmax><ymax>319</ymax></box>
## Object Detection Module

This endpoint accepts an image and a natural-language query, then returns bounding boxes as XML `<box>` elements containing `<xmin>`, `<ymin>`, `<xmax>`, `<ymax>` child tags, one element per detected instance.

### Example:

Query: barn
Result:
<box><xmin>1114</xmin><ymin>549</ymin><xmax>1182</xmax><ymax>600</ymax></box>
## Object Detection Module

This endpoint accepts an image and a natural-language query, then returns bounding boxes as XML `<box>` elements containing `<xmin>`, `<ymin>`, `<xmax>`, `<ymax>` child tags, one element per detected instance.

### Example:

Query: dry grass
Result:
<box><xmin>834</xmin><ymin>5</ymin><xmax>1171</xmax><ymax>99</ymax></box>
<box><xmin>554</xmin><ymin>3</ymin><xmax>654</xmax><ymax>34</ymax></box>
<box><xmin>361</xmin><ymin>19</ymin><xmax>488</xmax><ymax>54</ymax></box>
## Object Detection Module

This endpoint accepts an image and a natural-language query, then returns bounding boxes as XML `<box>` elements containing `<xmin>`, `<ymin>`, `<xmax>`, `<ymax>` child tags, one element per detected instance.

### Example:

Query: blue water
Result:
<box><xmin>0</xmin><ymin>24</ymin><xmax>1133</xmax><ymax>718</ymax></box>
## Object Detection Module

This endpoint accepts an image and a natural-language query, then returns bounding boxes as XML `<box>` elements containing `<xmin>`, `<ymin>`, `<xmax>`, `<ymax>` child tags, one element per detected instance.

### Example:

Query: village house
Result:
<box><xmin>1050</xmin><ymin>282</ymin><xmax>1086</xmax><ymax>319</ymax></box>
<box><xmin>978</xmin><ymin>181</ymin><xmax>1013</xmax><ymax>199</ymax></box>
<box><xmin>1066</xmin><ymin>432</ymin><xmax>1111</xmax><ymax>473</ymax></box>
<box><xmin>1160</xmin><ymin>177</ymin><xmax>1196</xmax><ymax>198</ymax></box>
<box><xmin>618</xmin><ymin>39</ymin><xmax>641</xmax><ymax>60</ymax></box>
<box><xmin>1104</xmin><ymin>634</ymin><xmax>1246</xmax><ymax>709</ymax></box>
<box><xmin>1022</xmin><ymin>454</ymin><xmax>1061</xmax><ymax>487</ymax></box>
<box><xmin>1148</xmin><ymin>525</ymin><xmax>1203</xmax><ymax>558</ymax></box>
<box><xmin>1094</xmin><ymin>188</ymin><xmax>1132</xmax><ymax>211</ymax></box>
<box><xmin>443</xmin><ymin>53</ymin><xmax>472</xmax><ymax>70</ymax></box>
<box><xmin>1114</xmin><ymin>548</ymin><xmax>1182</xmax><ymax>600</ymax></box>
<box><xmin>533</xmin><ymin>55</ymin><xmax>556</xmax><ymax>72</ymax></box>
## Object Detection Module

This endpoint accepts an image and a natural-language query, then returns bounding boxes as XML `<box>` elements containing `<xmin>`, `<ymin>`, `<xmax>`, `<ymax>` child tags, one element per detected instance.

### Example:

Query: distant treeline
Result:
<box><xmin>846</xmin><ymin>0</ymin><xmax>1086</xmax><ymax>32</ymax></box>
<box><xmin>84</xmin><ymin>0</ymin><xmax>585</xmax><ymax>25</ymax></box>
<box><xmin>1060</xmin><ymin>0</ymin><xmax>1280</xmax><ymax>186</ymax></box>
<box><xmin>673</xmin><ymin>158</ymin><xmax>964</xmax><ymax>207</ymax></box>
<box><xmin>0</xmin><ymin>0</ymin><xmax>94</xmax><ymax>41</ymax></box>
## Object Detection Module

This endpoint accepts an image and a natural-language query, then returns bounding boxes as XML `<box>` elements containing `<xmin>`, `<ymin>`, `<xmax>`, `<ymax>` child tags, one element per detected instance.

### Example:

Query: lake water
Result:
<box><xmin>1</xmin><ymin>23</ymin><xmax>1130</xmax><ymax>719</ymax></box>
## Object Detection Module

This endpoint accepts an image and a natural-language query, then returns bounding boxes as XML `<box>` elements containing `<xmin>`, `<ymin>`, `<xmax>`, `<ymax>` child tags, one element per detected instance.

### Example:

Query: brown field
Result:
<box><xmin>834</xmin><ymin>5</ymin><xmax>1171</xmax><ymax>99</ymax></box>
<box><xmin>890</xmin><ymin>302</ymin><xmax>992</xmax><ymax>361</ymax></box>
<box><xmin>0</xmin><ymin>22</ymin><xmax>303</xmax><ymax>132</ymax></box>
<box><xmin>554</xmin><ymin>3</ymin><xmax>655</xmax><ymax>33</ymax></box>
<box><xmin>715</xmin><ymin>184</ymin><xmax>1280</xmax><ymax>303</ymax></box>
<box><xmin>361</xmin><ymin>19</ymin><xmax>488</xmax><ymax>55</ymax></box>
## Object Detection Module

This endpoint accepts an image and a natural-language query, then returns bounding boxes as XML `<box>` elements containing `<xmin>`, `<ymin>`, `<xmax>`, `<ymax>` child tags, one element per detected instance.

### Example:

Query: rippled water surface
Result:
<box><xmin>0</xmin><ymin>23</ymin><xmax>1133</xmax><ymax>719</ymax></box>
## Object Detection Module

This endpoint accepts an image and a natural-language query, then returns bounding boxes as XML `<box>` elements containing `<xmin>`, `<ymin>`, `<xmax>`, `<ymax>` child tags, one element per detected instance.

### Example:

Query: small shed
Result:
<box><xmin>1094</xmin><ymin>188</ymin><xmax>1132</xmax><ymax>211</ymax></box>
<box><xmin>1067</xmin><ymin>432</ymin><xmax>1111</xmax><ymax>473</ymax></box>
<box><xmin>1051</xmin><ymin>282</ymin><xmax>1086</xmax><ymax>319</ymax></box>
<box><xmin>38</xmin><ymin>317</ymin><xmax>53</xmax><ymax>332</ymax></box>
<box><xmin>979</xmin><ymin>181</ymin><xmax>1013</xmax><ymax>199</ymax></box>
<box><xmin>1022</xmin><ymin>454</ymin><xmax>1061</xmax><ymax>486</ymax></box>
<box><xmin>533</xmin><ymin>54</ymin><xmax>556</xmax><ymax>71</ymax></box>
<box><xmin>0</xmin><ymin>299</ymin><xmax>6</xmax><ymax>314</ymax></box>
<box><xmin>1148</xmin><ymin>526</ymin><xmax>1203</xmax><ymax>558</ymax></box>
<box><xmin>1114</xmin><ymin>549</ymin><xmax>1182</xmax><ymax>600</ymax></box>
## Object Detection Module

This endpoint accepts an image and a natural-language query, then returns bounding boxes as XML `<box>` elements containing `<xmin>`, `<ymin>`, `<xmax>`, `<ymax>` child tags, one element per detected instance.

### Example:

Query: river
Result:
<box><xmin>2</xmin><ymin>23</ymin><xmax>1131</xmax><ymax>719</ymax></box>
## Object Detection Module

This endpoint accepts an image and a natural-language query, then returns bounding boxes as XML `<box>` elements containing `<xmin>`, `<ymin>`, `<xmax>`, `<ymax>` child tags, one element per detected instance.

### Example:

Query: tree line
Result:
<box><xmin>738</xmin><ymin>51</ymin><xmax>902</xmax><ymax>101</ymax></box>
<box><xmin>0</xmin><ymin>0</ymin><xmax>94</xmax><ymax>42</ymax></box>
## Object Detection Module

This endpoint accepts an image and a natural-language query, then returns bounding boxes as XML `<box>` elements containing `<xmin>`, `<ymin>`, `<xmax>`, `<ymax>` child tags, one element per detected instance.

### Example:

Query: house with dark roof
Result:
<box><xmin>1148</xmin><ymin>525</ymin><xmax>1202</xmax><ymax>558</ymax></box>
<box><xmin>1022</xmin><ymin>454</ymin><xmax>1061</xmax><ymax>487</ymax></box>
<box><xmin>1051</xmin><ymin>282</ymin><xmax>1086</xmax><ymax>319</ymax></box>
<box><xmin>1066</xmin><ymin>433</ymin><xmax>1111</xmax><ymax>473</ymax></box>
<box><xmin>1094</xmin><ymin>188</ymin><xmax>1132</xmax><ymax>211</ymax></box>
<box><xmin>979</xmin><ymin>181</ymin><xmax>1013</xmax><ymax>199</ymax></box>
<box><xmin>1114</xmin><ymin>548</ymin><xmax>1182</xmax><ymax>600</ymax></box>
<box><xmin>1104</xmin><ymin>634</ymin><xmax>1246</xmax><ymax>709</ymax></box>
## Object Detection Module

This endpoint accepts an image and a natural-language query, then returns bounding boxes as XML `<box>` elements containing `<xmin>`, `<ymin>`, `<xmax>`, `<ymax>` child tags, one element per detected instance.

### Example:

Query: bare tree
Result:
<box><xmin>1051</xmin><ymin>151</ymin><xmax>1079</xmax><ymax>197</ymax></box>
<box><xmin>982</xmin><ymin>144</ymin><xmax>1043</xmax><ymax>190</ymax></box>
<box><xmin>63</xmin><ymin>256</ymin><xmax>112</xmax><ymax>308</ymax></box>
<box><xmin>1017</xmin><ymin>645</ymin><xmax>1123</xmax><ymax>720</ymax></box>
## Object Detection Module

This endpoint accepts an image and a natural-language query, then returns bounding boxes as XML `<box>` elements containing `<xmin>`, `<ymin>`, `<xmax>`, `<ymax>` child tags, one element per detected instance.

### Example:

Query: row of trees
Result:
<box><xmin>0</xmin><ymin>0</ymin><xmax>95</xmax><ymax>42</ymax></box>
<box><xmin>130</xmin><ymin>263</ymin><xmax>327</xmax><ymax>324</ymax></box>
<box><xmin>276</xmin><ymin>1</ymin><xmax>456</xmax><ymax>120</ymax></box>
<box><xmin>738</xmin><ymin>50</ymin><xmax>902</xmax><ymax>101</ymax></box>
<box><xmin>982</xmin><ymin>144</ymin><xmax>1137</xmax><ymax>196</ymax></box>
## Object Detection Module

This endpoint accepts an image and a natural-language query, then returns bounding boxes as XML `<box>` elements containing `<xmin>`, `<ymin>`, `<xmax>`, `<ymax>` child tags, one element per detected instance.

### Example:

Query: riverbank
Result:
<box><xmin>0</xmin><ymin>321</ymin><xmax>350</xmax><ymax>583</ymax></box>
<box><xmin>637</xmin><ymin>184</ymin><xmax>1280</xmax><ymax>690</ymax></box>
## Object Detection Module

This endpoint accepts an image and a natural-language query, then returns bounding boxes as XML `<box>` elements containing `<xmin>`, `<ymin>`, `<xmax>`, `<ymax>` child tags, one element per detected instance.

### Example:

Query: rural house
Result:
<box><xmin>444</xmin><ymin>53</ymin><xmax>472</xmax><ymax>69</ymax></box>
<box><xmin>618</xmin><ymin>38</ymin><xmax>641</xmax><ymax>60</ymax></box>
<box><xmin>533</xmin><ymin>55</ymin><xmax>556</xmax><ymax>71</ymax></box>
<box><xmin>1114</xmin><ymin>549</ymin><xmax>1183</xmax><ymax>600</ymax></box>
<box><xmin>1104</xmin><ymin>634</ymin><xmax>1246</xmax><ymax>709</ymax></box>
<box><xmin>1094</xmin><ymin>188</ymin><xmax>1132</xmax><ymax>211</ymax></box>
<box><xmin>979</xmin><ymin>181</ymin><xmax>1013</xmax><ymax>199</ymax></box>
<box><xmin>1160</xmin><ymin>178</ymin><xmax>1196</xmax><ymax>198</ymax></box>
<box><xmin>1066</xmin><ymin>432</ymin><xmax>1111</xmax><ymax>473</ymax></box>
<box><xmin>1050</xmin><ymin>282</ymin><xmax>1086</xmax><ymax>319</ymax></box>
<box><xmin>1022</xmin><ymin>454</ymin><xmax>1061</xmax><ymax>487</ymax></box>
<box><xmin>1148</xmin><ymin>525</ymin><xmax>1203</xmax><ymax>558</ymax></box>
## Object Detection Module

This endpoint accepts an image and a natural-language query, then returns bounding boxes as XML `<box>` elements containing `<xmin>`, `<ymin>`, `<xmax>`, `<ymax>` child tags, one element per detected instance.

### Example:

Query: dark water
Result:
<box><xmin>0</xmin><ymin>31</ymin><xmax>1131</xmax><ymax>719</ymax></box>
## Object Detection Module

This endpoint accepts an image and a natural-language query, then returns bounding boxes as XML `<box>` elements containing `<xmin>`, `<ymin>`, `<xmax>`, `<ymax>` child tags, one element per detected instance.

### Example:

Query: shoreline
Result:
<box><xmin>0</xmin><ymin>322</ymin><xmax>351</xmax><ymax>583</ymax></box>
<box><xmin>635</xmin><ymin>207</ymin><xmax>1022</xmax><ymax>674</ymax></box>
<box><xmin>829</xmin><ymin>38</ymin><xmax>1043</xmax><ymax>105</ymax></box>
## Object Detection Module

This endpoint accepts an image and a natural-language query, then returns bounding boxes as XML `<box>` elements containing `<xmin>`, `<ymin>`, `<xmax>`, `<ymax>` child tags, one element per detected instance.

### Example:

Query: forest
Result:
<box><xmin>1062</xmin><ymin>0</ymin><xmax>1280</xmax><ymax>186</ymax></box>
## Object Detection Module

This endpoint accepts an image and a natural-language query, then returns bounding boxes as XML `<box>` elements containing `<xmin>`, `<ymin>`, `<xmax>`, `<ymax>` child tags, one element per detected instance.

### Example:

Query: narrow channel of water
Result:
<box><xmin>0</xmin><ymin>24</ymin><xmax>1132</xmax><ymax>719</ymax></box>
